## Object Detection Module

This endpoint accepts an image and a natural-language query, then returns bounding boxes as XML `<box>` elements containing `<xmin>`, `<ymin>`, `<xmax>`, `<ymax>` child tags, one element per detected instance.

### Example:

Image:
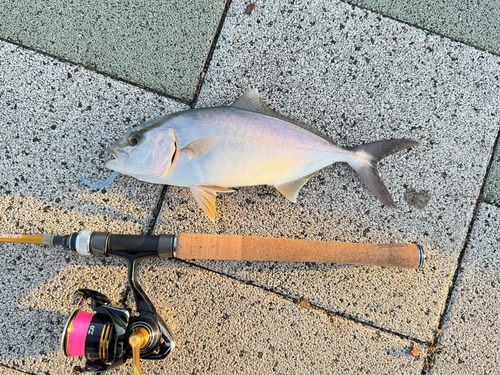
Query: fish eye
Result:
<box><xmin>128</xmin><ymin>132</ymin><xmax>143</xmax><ymax>146</ymax></box>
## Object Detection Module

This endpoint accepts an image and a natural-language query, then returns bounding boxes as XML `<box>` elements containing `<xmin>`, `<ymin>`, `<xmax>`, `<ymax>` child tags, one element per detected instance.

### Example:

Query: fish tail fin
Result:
<box><xmin>347</xmin><ymin>139</ymin><xmax>419</xmax><ymax>207</ymax></box>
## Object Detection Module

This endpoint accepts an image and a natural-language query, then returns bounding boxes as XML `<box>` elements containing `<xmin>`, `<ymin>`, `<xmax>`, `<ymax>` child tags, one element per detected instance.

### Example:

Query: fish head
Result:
<box><xmin>105</xmin><ymin>124</ymin><xmax>178</xmax><ymax>179</ymax></box>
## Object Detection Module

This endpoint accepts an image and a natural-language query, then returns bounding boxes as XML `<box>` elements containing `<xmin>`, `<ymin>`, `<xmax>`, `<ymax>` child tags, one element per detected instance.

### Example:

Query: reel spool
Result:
<box><xmin>61</xmin><ymin>289</ymin><xmax>131</xmax><ymax>373</ymax></box>
<box><xmin>62</xmin><ymin>310</ymin><xmax>115</xmax><ymax>360</ymax></box>
<box><xmin>61</xmin><ymin>288</ymin><xmax>173</xmax><ymax>374</ymax></box>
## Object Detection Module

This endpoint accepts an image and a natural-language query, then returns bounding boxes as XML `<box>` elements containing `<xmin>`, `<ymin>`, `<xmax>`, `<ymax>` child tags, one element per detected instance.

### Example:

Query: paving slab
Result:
<box><xmin>430</xmin><ymin>203</ymin><xmax>500</xmax><ymax>374</ymax></box>
<box><xmin>0</xmin><ymin>40</ymin><xmax>187</xmax><ymax>229</ymax></box>
<box><xmin>0</xmin><ymin>38</ymin><xmax>427</xmax><ymax>375</ymax></box>
<box><xmin>156</xmin><ymin>0</ymin><xmax>500</xmax><ymax>341</ymax></box>
<box><xmin>5</xmin><ymin>259</ymin><xmax>427</xmax><ymax>374</ymax></box>
<box><xmin>0</xmin><ymin>0</ymin><xmax>227</xmax><ymax>102</ymax></box>
<box><xmin>0</xmin><ymin>367</ymin><xmax>28</xmax><ymax>375</ymax></box>
<box><xmin>483</xmin><ymin>141</ymin><xmax>500</xmax><ymax>205</ymax></box>
<box><xmin>342</xmin><ymin>0</ymin><xmax>500</xmax><ymax>55</ymax></box>
<box><xmin>0</xmin><ymin>40</ymin><xmax>187</xmax><ymax>371</ymax></box>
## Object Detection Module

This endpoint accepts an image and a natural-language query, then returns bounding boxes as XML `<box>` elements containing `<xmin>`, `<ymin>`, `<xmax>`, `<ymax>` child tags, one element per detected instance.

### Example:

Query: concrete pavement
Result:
<box><xmin>343</xmin><ymin>0</ymin><xmax>500</xmax><ymax>54</ymax></box>
<box><xmin>0</xmin><ymin>0</ymin><xmax>227</xmax><ymax>102</ymax></box>
<box><xmin>431</xmin><ymin>203</ymin><xmax>500</xmax><ymax>374</ymax></box>
<box><xmin>0</xmin><ymin>0</ymin><xmax>499</xmax><ymax>374</ymax></box>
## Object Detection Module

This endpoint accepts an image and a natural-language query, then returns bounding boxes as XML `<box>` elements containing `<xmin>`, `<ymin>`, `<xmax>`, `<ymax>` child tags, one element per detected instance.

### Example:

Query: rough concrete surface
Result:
<box><xmin>0</xmin><ymin>40</ymin><xmax>186</xmax><ymax>372</ymax></box>
<box><xmin>1</xmin><ymin>369</ymin><xmax>29</xmax><ymax>375</ymax></box>
<box><xmin>156</xmin><ymin>0</ymin><xmax>500</xmax><ymax>341</ymax></box>
<box><xmin>0</xmin><ymin>0</ymin><xmax>227</xmax><ymax>101</ymax></box>
<box><xmin>0</xmin><ymin>367</ymin><xmax>27</xmax><ymax>375</ymax></box>
<box><xmin>2</xmin><ymin>0</ymin><xmax>500</xmax><ymax>373</ymax></box>
<box><xmin>483</xmin><ymin>140</ymin><xmax>500</xmax><ymax>205</ymax></box>
<box><xmin>6</xmin><ymin>260</ymin><xmax>428</xmax><ymax>374</ymax></box>
<box><xmin>0</xmin><ymin>37</ymin><xmax>428</xmax><ymax>375</ymax></box>
<box><xmin>0</xmin><ymin>40</ymin><xmax>187</xmax><ymax>232</ymax></box>
<box><xmin>430</xmin><ymin>203</ymin><xmax>500</xmax><ymax>374</ymax></box>
<box><xmin>342</xmin><ymin>0</ymin><xmax>500</xmax><ymax>55</ymax></box>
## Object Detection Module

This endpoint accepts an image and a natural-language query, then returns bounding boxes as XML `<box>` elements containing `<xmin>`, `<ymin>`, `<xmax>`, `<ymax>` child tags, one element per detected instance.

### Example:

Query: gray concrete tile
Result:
<box><xmin>483</xmin><ymin>141</ymin><xmax>500</xmax><ymax>205</ymax></box>
<box><xmin>430</xmin><ymin>203</ymin><xmax>500</xmax><ymax>374</ymax></box>
<box><xmin>0</xmin><ymin>39</ymin><xmax>187</xmax><ymax>370</ymax></box>
<box><xmin>5</xmin><ymin>260</ymin><xmax>427</xmax><ymax>374</ymax></box>
<box><xmin>0</xmin><ymin>368</ymin><xmax>28</xmax><ymax>375</ymax></box>
<box><xmin>0</xmin><ymin>0</ymin><xmax>227</xmax><ymax>102</ymax></box>
<box><xmin>342</xmin><ymin>0</ymin><xmax>500</xmax><ymax>54</ymax></box>
<box><xmin>0</xmin><ymin>40</ymin><xmax>187</xmax><ymax>230</ymax></box>
<box><xmin>156</xmin><ymin>0</ymin><xmax>500</xmax><ymax>341</ymax></box>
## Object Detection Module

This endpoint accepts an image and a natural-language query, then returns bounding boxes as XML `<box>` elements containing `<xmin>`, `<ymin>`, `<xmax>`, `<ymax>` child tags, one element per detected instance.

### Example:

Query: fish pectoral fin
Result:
<box><xmin>181</xmin><ymin>137</ymin><xmax>218</xmax><ymax>161</ymax></box>
<box><xmin>190</xmin><ymin>185</ymin><xmax>234</xmax><ymax>222</ymax></box>
<box><xmin>274</xmin><ymin>174</ymin><xmax>314</xmax><ymax>203</ymax></box>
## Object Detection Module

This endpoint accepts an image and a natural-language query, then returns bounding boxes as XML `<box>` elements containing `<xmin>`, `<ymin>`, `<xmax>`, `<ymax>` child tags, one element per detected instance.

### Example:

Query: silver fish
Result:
<box><xmin>106</xmin><ymin>89</ymin><xmax>418</xmax><ymax>221</ymax></box>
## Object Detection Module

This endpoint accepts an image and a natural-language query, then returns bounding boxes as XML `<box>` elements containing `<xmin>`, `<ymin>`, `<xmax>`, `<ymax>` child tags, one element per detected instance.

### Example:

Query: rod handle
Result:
<box><xmin>176</xmin><ymin>233</ymin><xmax>424</xmax><ymax>269</ymax></box>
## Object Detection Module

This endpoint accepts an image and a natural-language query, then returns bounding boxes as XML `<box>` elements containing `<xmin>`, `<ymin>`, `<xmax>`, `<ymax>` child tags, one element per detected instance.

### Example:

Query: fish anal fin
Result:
<box><xmin>181</xmin><ymin>137</ymin><xmax>218</xmax><ymax>161</ymax></box>
<box><xmin>274</xmin><ymin>173</ymin><xmax>315</xmax><ymax>203</ymax></box>
<box><xmin>189</xmin><ymin>185</ymin><xmax>234</xmax><ymax>221</ymax></box>
<box><xmin>231</xmin><ymin>89</ymin><xmax>336</xmax><ymax>144</ymax></box>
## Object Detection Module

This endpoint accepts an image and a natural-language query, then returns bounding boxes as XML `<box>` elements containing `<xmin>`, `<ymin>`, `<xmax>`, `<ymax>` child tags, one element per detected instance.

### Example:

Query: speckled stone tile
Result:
<box><xmin>0</xmin><ymin>40</ymin><xmax>188</xmax><ymax>370</ymax></box>
<box><xmin>0</xmin><ymin>40</ymin><xmax>188</xmax><ymax>233</ymax></box>
<box><xmin>156</xmin><ymin>0</ymin><xmax>500</xmax><ymax>341</ymax></box>
<box><xmin>4</xmin><ymin>260</ymin><xmax>427</xmax><ymax>374</ymax></box>
<box><xmin>342</xmin><ymin>0</ymin><xmax>500</xmax><ymax>55</ymax></box>
<box><xmin>0</xmin><ymin>0</ymin><xmax>227</xmax><ymax>101</ymax></box>
<box><xmin>0</xmin><ymin>367</ymin><xmax>28</xmax><ymax>375</ymax></box>
<box><xmin>483</xmin><ymin>141</ymin><xmax>500</xmax><ymax>205</ymax></box>
<box><xmin>430</xmin><ymin>203</ymin><xmax>500</xmax><ymax>374</ymax></box>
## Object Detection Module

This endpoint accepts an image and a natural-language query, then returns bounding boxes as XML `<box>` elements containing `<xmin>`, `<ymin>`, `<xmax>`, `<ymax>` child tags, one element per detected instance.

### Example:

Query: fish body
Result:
<box><xmin>106</xmin><ymin>90</ymin><xmax>418</xmax><ymax>220</ymax></box>
<box><xmin>140</xmin><ymin>107</ymin><xmax>349</xmax><ymax>187</ymax></box>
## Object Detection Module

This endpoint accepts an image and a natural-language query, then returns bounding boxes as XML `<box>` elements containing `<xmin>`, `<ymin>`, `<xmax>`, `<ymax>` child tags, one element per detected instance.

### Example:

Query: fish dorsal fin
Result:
<box><xmin>231</xmin><ymin>89</ymin><xmax>272</xmax><ymax>113</ymax></box>
<box><xmin>231</xmin><ymin>89</ymin><xmax>336</xmax><ymax>144</ymax></box>
<box><xmin>189</xmin><ymin>185</ymin><xmax>234</xmax><ymax>221</ymax></box>
<box><xmin>274</xmin><ymin>173</ymin><xmax>315</xmax><ymax>203</ymax></box>
<box><xmin>181</xmin><ymin>136</ymin><xmax>218</xmax><ymax>161</ymax></box>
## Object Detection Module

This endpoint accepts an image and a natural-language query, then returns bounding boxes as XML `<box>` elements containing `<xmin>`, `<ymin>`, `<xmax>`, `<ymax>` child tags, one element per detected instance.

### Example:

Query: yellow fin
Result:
<box><xmin>274</xmin><ymin>174</ymin><xmax>314</xmax><ymax>203</ymax></box>
<box><xmin>189</xmin><ymin>185</ymin><xmax>234</xmax><ymax>221</ymax></box>
<box><xmin>181</xmin><ymin>137</ymin><xmax>218</xmax><ymax>161</ymax></box>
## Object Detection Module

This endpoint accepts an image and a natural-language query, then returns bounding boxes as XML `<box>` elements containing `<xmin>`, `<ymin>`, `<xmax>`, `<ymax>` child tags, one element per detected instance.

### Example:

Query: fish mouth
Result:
<box><xmin>105</xmin><ymin>148</ymin><xmax>129</xmax><ymax>170</ymax></box>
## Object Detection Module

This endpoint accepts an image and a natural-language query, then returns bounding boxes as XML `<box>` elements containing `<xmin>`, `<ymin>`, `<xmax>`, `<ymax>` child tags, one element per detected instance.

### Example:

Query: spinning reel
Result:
<box><xmin>59</xmin><ymin>231</ymin><xmax>176</xmax><ymax>374</ymax></box>
<box><xmin>0</xmin><ymin>230</ymin><xmax>425</xmax><ymax>373</ymax></box>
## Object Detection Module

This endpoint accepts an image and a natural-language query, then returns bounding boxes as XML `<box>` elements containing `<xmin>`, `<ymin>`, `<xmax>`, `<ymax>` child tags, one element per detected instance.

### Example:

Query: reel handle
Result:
<box><xmin>129</xmin><ymin>327</ymin><xmax>149</xmax><ymax>375</ymax></box>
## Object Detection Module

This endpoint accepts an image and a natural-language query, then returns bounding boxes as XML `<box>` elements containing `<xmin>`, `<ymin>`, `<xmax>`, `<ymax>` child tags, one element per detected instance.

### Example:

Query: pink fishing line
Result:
<box><xmin>67</xmin><ymin>311</ymin><xmax>94</xmax><ymax>357</ymax></box>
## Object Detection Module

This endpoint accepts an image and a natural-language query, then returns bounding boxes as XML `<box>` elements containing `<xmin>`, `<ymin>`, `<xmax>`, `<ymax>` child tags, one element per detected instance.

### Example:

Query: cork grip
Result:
<box><xmin>176</xmin><ymin>233</ymin><xmax>424</xmax><ymax>269</ymax></box>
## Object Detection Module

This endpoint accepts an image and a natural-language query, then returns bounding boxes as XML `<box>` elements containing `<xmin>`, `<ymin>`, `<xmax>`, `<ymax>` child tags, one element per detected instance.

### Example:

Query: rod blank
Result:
<box><xmin>0</xmin><ymin>234</ymin><xmax>53</xmax><ymax>245</ymax></box>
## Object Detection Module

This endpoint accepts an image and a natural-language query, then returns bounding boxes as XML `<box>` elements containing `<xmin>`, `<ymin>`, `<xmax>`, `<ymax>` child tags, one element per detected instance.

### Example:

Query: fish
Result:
<box><xmin>106</xmin><ymin>89</ymin><xmax>418</xmax><ymax>221</ymax></box>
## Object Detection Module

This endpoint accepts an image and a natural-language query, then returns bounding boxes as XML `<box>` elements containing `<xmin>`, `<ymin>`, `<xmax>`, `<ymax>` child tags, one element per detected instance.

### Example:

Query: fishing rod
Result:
<box><xmin>0</xmin><ymin>231</ymin><xmax>424</xmax><ymax>374</ymax></box>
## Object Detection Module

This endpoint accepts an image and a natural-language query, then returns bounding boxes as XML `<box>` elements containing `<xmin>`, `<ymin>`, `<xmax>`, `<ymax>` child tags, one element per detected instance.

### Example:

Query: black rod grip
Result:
<box><xmin>101</xmin><ymin>234</ymin><xmax>175</xmax><ymax>258</ymax></box>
